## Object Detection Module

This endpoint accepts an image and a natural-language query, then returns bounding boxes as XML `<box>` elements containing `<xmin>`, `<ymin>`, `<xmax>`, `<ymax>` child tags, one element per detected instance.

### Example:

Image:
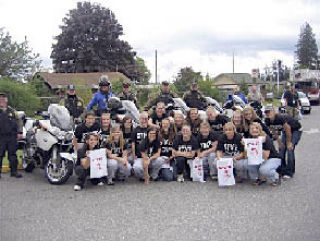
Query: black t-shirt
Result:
<box><xmin>208</xmin><ymin>115</ymin><xmax>230</xmax><ymax>132</ymax></box>
<box><xmin>284</xmin><ymin>90</ymin><xmax>299</xmax><ymax>107</ymax></box>
<box><xmin>76</xmin><ymin>145</ymin><xmax>99</xmax><ymax>166</ymax></box>
<box><xmin>106</xmin><ymin>141</ymin><xmax>127</xmax><ymax>158</ymax></box>
<box><xmin>99</xmin><ymin>127</ymin><xmax>110</xmax><ymax>148</ymax></box>
<box><xmin>263</xmin><ymin>136</ymin><xmax>281</xmax><ymax>159</ymax></box>
<box><xmin>243</xmin><ymin>118</ymin><xmax>272</xmax><ymax>138</ymax></box>
<box><xmin>131</xmin><ymin>126</ymin><xmax>148</xmax><ymax>157</ymax></box>
<box><xmin>197</xmin><ymin>132</ymin><xmax>219</xmax><ymax>152</ymax></box>
<box><xmin>123</xmin><ymin>129</ymin><xmax>133</xmax><ymax>150</ymax></box>
<box><xmin>217</xmin><ymin>133</ymin><xmax>244</xmax><ymax>157</ymax></box>
<box><xmin>74</xmin><ymin>122</ymin><xmax>100</xmax><ymax>143</ymax></box>
<box><xmin>150</xmin><ymin>112</ymin><xmax>168</xmax><ymax>126</ymax></box>
<box><xmin>189</xmin><ymin>121</ymin><xmax>200</xmax><ymax>136</ymax></box>
<box><xmin>173</xmin><ymin>135</ymin><xmax>199</xmax><ymax>156</ymax></box>
<box><xmin>139</xmin><ymin>138</ymin><xmax>160</xmax><ymax>158</ymax></box>
<box><xmin>160</xmin><ymin>133</ymin><xmax>173</xmax><ymax>157</ymax></box>
<box><xmin>265</xmin><ymin>114</ymin><xmax>301</xmax><ymax>135</ymax></box>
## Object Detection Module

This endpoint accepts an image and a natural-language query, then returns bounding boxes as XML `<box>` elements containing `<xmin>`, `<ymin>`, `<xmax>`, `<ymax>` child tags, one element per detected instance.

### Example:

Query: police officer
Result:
<box><xmin>147</xmin><ymin>81</ymin><xmax>176</xmax><ymax>109</ymax></box>
<box><xmin>118</xmin><ymin>82</ymin><xmax>139</xmax><ymax>108</ymax></box>
<box><xmin>87</xmin><ymin>75</ymin><xmax>115</xmax><ymax>116</ymax></box>
<box><xmin>59</xmin><ymin>84</ymin><xmax>84</xmax><ymax>120</ymax></box>
<box><xmin>183</xmin><ymin>81</ymin><xmax>207</xmax><ymax>110</ymax></box>
<box><xmin>0</xmin><ymin>92</ymin><xmax>23</xmax><ymax>178</ymax></box>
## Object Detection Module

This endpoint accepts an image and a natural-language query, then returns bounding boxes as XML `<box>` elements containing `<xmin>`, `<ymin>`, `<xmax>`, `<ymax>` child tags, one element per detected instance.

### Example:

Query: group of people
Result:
<box><xmin>0</xmin><ymin>74</ymin><xmax>303</xmax><ymax>193</ymax></box>
<box><xmin>72</xmin><ymin>96</ymin><xmax>302</xmax><ymax>191</ymax></box>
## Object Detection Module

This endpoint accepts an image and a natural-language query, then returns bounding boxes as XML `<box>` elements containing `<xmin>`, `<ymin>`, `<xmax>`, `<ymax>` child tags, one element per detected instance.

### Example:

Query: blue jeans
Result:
<box><xmin>248</xmin><ymin>158</ymin><xmax>281</xmax><ymax>182</ymax></box>
<box><xmin>280</xmin><ymin>130</ymin><xmax>302</xmax><ymax>177</ymax></box>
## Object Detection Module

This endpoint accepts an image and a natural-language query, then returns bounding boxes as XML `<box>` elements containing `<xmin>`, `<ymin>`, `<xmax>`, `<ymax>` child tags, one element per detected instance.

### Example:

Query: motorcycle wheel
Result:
<box><xmin>21</xmin><ymin>145</ymin><xmax>35</xmax><ymax>173</ymax></box>
<box><xmin>45</xmin><ymin>159</ymin><xmax>73</xmax><ymax>185</ymax></box>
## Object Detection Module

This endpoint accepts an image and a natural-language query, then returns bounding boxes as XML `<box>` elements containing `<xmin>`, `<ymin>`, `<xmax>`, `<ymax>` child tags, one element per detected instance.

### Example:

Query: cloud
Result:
<box><xmin>1</xmin><ymin>0</ymin><xmax>320</xmax><ymax>82</ymax></box>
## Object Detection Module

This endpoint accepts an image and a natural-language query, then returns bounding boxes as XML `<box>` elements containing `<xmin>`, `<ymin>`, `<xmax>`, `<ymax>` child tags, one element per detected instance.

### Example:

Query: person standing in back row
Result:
<box><xmin>59</xmin><ymin>84</ymin><xmax>84</xmax><ymax>121</ymax></box>
<box><xmin>0</xmin><ymin>93</ymin><xmax>23</xmax><ymax>178</ymax></box>
<box><xmin>183</xmin><ymin>81</ymin><xmax>207</xmax><ymax>110</ymax></box>
<box><xmin>283</xmin><ymin>82</ymin><xmax>300</xmax><ymax>120</ymax></box>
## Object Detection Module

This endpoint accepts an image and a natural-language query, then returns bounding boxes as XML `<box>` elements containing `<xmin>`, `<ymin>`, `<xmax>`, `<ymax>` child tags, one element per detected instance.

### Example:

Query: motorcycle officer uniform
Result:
<box><xmin>118</xmin><ymin>82</ymin><xmax>139</xmax><ymax>109</ymax></box>
<box><xmin>87</xmin><ymin>75</ymin><xmax>115</xmax><ymax>116</ymax></box>
<box><xmin>59</xmin><ymin>84</ymin><xmax>84</xmax><ymax>119</ymax></box>
<box><xmin>183</xmin><ymin>82</ymin><xmax>207</xmax><ymax>110</ymax></box>
<box><xmin>0</xmin><ymin>93</ymin><xmax>23</xmax><ymax>178</ymax></box>
<box><xmin>147</xmin><ymin>81</ymin><xmax>176</xmax><ymax>110</ymax></box>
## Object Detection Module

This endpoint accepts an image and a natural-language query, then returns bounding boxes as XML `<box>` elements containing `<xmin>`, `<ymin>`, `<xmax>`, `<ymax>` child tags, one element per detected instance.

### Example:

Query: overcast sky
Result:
<box><xmin>1</xmin><ymin>0</ymin><xmax>320</xmax><ymax>82</ymax></box>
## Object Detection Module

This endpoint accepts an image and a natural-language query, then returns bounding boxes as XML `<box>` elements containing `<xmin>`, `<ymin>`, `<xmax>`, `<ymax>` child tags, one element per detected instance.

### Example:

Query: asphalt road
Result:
<box><xmin>1</xmin><ymin>106</ymin><xmax>320</xmax><ymax>241</ymax></box>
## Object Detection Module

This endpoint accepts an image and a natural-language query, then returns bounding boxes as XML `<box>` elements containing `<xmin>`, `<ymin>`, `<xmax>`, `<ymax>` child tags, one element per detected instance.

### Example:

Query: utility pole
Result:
<box><xmin>155</xmin><ymin>50</ymin><xmax>158</xmax><ymax>84</ymax></box>
<box><xmin>232</xmin><ymin>51</ymin><xmax>235</xmax><ymax>75</ymax></box>
<box><xmin>277</xmin><ymin>60</ymin><xmax>281</xmax><ymax>92</ymax></box>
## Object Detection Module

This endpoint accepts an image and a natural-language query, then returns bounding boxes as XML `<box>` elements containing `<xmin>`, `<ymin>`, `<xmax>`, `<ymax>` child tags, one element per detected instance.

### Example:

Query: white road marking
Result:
<box><xmin>303</xmin><ymin>128</ymin><xmax>320</xmax><ymax>134</ymax></box>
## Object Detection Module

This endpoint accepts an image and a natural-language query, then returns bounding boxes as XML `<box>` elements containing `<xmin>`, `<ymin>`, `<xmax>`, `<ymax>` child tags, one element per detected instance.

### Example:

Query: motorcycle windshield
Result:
<box><xmin>233</xmin><ymin>96</ymin><xmax>246</xmax><ymax>108</ymax></box>
<box><xmin>121</xmin><ymin>100</ymin><xmax>140</xmax><ymax>123</ymax></box>
<box><xmin>48</xmin><ymin>104</ymin><xmax>73</xmax><ymax>131</ymax></box>
<box><xmin>173</xmin><ymin>98</ymin><xmax>190</xmax><ymax>111</ymax></box>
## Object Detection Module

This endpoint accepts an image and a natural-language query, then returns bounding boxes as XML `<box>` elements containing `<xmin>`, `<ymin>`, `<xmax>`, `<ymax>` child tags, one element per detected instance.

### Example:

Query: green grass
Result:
<box><xmin>263</xmin><ymin>99</ymin><xmax>280</xmax><ymax>107</ymax></box>
<box><xmin>2</xmin><ymin>150</ymin><xmax>22</xmax><ymax>167</ymax></box>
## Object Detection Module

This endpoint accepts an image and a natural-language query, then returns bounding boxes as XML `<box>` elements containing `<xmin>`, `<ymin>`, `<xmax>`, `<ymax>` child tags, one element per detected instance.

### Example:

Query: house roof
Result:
<box><xmin>35</xmin><ymin>72</ymin><xmax>131</xmax><ymax>89</ymax></box>
<box><xmin>213</xmin><ymin>73</ymin><xmax>264</xmax><ymax>86</ymax></box>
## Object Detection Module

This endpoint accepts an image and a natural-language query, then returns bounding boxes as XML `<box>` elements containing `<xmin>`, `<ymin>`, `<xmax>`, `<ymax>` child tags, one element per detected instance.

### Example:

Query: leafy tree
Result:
<box><xmin>239</xmin><ymin>80</ymin><xmax>249</xmax><ymax>95</ymax></box>
<box><xmin>173</xmin><ymin>67</ymin><xmax>202</xmax><ymax>96</ymax></box>
<box><xmin>295</xmin><ymin>22</ymin><xmax>318</xmax><ymax>69</ymax></box>
<box><xmin>51</xmin><ymin>1</ymin><xmax>137</xmax><ymax>79</ymax></box>
<box><xmin>0</xmin><ymin>78</ymin><xmax>41</xmax><ymax>116</ymax></box>
<box><xmin>135</xmin><ymin>57</ymin><xmax>151</xmax><ymax>84</ymax></box>
<box><xmin>198</xmin><ymin>74</ymin><xmax>222</xmax><ymax>102</ymax></box>
<box><xmin>0</xmin><ymin>28</ymin><xmax>40</xmax><ymax>81</ymax></box>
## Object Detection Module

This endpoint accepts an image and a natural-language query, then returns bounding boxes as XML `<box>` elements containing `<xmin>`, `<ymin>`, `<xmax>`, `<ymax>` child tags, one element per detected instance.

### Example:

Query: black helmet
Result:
<box><xmin>107</xmin><ymin>97</ymin><xmax>122</xmax><ymax>110</ymax></box>
<box><xmin>99</xmin><ymin>75</ymin><xmax>111</xmax><ymax>87</ymax></box>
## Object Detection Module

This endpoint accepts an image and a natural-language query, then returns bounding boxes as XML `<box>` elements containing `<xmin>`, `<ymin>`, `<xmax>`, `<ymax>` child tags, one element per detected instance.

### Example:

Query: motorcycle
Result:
<box><xmin>172</xmin><ymin>98</ymin><xmax>207</xmax><ymax>120</ymax></box>
<box><xmin>107</xmin><ymin>97</ymin><xmax>140</xmax><ymax>125</ymax></box>
<box><xmin>223</xmin><ymin>95</ymin><xmax>246</xmax><ymax>118</ymax></box>
<box><xmin>20</xmin><ymin>105</ymin><xmax>75</xmax><ymax>185</ymax></box>
<box><xmin>249</xmin><ymin>100</ymin><xmax>263</xmax><ymax>119</ymax></box>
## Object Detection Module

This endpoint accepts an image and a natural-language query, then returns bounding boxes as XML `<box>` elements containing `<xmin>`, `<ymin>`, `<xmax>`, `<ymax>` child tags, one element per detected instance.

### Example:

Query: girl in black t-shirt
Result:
<box><xmin>242</xmin><ymin>107</ymin><xmax>271</xmax><ymax>138</ymax></box>
<box><xmin>185</xmin><ymin>108</ymin><xmax>201</xmax><ymax>136</ymax></box>
<box><xmin>99</xmin><ymin>112</ymin><xmax>112</xmax><ymax>147</ymax></box>
<box><xmin>217</xmin><ymin>122</ymin><xmax>246</xmax><ymax>182</ymax></box>
<box><xmin>231</xmin><ymin>110</ymin><xmax>245</xmax><ymax>136</ymax></box>
<box><xmin>106</xmin><ymin>126</ymin><xmax>131</xmax><ymax>185</ymax></box>
<box><xmin>206</xmin><ymin>106</ymin><xmax>230</xmax><ymax>133</ymax></box>
<box><xmin>73</xmin><ymin>132</ymin><xmax>106</xmax><ymax>191</ymax></box>
<box><xmin>152</xmin><ymin>118</ymin><xmax>175</xmax><ymax>181</ymax></box>
<box><xmin>197</xmin><ymin>121</ymin><xmax>219</xmax><ymax>179</ymax></box>
<box><xmin>139</xmin><ymin>127</ymin><xmax>161</xmax><ymax>184</ymax></box>
<box><xmin>246</xmin><ymin>122</ymin><xmax>281</xmax><ymax>186</ymax></box>
<box><xmin>173</xmin><ymin>124</ymin><xmax>199</xmax><ymax>182</ymax></box>
<box><xmin>121</xmin><ymin>116</ymin><xmax>134</xmax><ymax>164</ymax></box>
<box><xmin>173</xmin><ymin>111</ymin><xmax>184</xmax><ymax>134</ymax></box>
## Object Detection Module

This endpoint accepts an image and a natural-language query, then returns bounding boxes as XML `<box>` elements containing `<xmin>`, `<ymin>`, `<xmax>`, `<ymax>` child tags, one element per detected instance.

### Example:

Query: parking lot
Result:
<box><xmin>1</xmin><ymin>106</ymin><xmax>320</xmax><ymax>241</ymax></box>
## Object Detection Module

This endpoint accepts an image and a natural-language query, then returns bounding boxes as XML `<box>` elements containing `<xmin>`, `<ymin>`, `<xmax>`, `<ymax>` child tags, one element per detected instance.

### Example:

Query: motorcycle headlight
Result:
<box><xmin>65</xmin><ymin>132</ymin><xmax>73</xmax><ymax>141</ymax></box>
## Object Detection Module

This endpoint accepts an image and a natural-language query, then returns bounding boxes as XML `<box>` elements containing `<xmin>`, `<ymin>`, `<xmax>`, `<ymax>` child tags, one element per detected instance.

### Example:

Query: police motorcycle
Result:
<box><xmin>204</xmin><ymin>97</ymin><xmax>224</xmax><ymax>114</ymax></box>
<box><xmin>20</xmin><ymin>105</ymin><xmax>75</xmax><ymax>185</ymax></box>
<box><xmin>172</xmin><ymin>98</ymin><xmax>207</xmax><ymax>120</ymax></box>
<box><xmin>107</xmin><ymin>97</ymin><xmax>140</xmax><ymax>125</ymax></box>
<box><xmin>249</xmin><ymin>100</ymin><xmax>263</xmax><ymax>119</ymax></box>
<box><xmin>223</xmin><ymin>95</ymin><xmax>246</xmax><ymax>118</ymax></box>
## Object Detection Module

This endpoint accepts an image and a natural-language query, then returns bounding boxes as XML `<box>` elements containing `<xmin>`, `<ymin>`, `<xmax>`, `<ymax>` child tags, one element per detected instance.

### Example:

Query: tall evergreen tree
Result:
<box><xmin>295</xmin><ymin>22</ymin><xmax>318</xmax><ymax>69</ymax></box>
<box><xmin>51</xmin><ymin>2</ymin><xmax>137</xmax><ymax>79</ymax></box>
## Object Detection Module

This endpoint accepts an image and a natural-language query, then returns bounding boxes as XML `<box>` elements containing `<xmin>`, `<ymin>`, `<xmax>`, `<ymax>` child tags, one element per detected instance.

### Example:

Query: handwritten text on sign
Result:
<box><xmin>89</xmin><ymin>148</ymin><xmax>108</xmax><ymax>179</ymax></box>
<box><xmin>244</xmin><ymin>138</ymin><xmax>263</xmax><ymax>165</ymax></box>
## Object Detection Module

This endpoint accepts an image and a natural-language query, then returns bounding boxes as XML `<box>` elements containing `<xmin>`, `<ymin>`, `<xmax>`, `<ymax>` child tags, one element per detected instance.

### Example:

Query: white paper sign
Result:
<box><xmin>217</xmin><ymin>158</ymin><xmax>235</xmax><ymax>186</ymax></box>
<box><xmin>89</xmin><ymin>149</ymin><xmax>108</xmax><ymax>179</ymax></box>
<box><xmin>191</xmin><ymin>158</ymin><xmax>205</xmax><ymax>182</ymax></box>
<box><xmin>244</xmin><ymin>138</ymin><xmax>263</xmax><ymax>165</ymax></box>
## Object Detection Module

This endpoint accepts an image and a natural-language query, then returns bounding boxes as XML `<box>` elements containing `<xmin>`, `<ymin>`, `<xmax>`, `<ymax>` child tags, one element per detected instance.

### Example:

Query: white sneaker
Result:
<box><xmin>98</xmin><ymin>181</ymin><xmax>104</xmax><ymax>186</ymax></box>
<box><xmin>211</xmin><ymin>175</ymin><xmax>218</xmax><ymax>181</ymax></box>
<box><xmin>177</xmin><ymin>174</ymin><xmax>184</xmax><ymax>182</ymax></box>
<box><xmin>74</xmin><ymin>185</ymin><xmax>82</xmax><ymax>191</ymax></box>
<box><xmin>283</xmin><ymin>175</ymin><xmax>291</xmax><ymax>180</ymax></box>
